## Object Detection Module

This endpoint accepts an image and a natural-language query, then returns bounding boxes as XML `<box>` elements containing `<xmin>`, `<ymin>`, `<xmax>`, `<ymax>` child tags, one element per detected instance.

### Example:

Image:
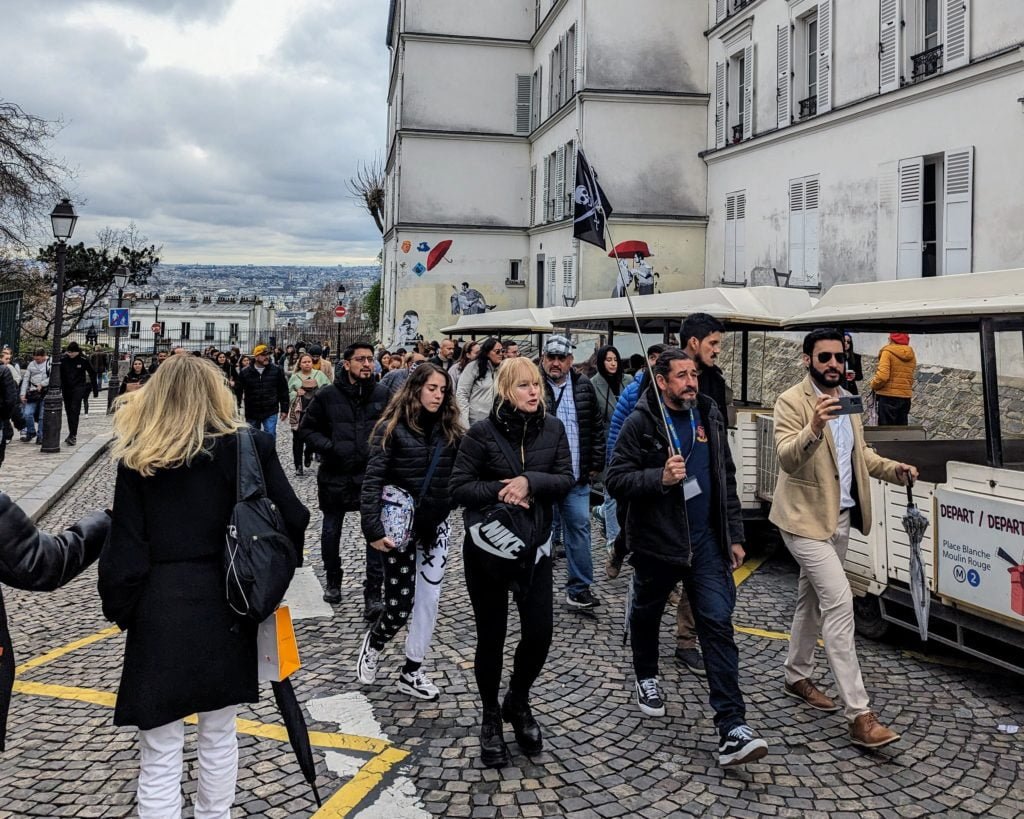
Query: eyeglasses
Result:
<box><xmin>350</xmin><ymin>356</ymin><xmax>374</xmax><ymax>363</ymax></box>
<box><xmin>816</xmin><ymin>352</ymin><xmax>847</xmax><ymax>364</ymax></box>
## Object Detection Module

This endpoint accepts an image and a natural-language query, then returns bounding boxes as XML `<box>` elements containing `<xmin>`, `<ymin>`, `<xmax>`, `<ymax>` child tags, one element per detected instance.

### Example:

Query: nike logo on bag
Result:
<box><xmin>469</xmin><ymin>520</ymin><xmax>525</xmax><ymax>560</ymax></box>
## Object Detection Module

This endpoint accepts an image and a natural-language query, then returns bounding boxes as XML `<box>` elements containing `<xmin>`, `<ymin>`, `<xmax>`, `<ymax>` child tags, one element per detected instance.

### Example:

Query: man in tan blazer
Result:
<box><xmin>770</xmin><ymin>328</ymin><xmax>918</xmax><ymax>749</ymax></box>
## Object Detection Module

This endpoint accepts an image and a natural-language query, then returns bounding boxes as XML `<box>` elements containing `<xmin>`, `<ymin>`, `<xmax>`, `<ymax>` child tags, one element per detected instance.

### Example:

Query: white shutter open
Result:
<box><xmin>879</xmin><ymin>0</ymin><xmax>902</xmax><ymax>93</ymax></box>
<box><xmin>803</xmin><ymin>178</ymin><xmax>820</xmax><ymax>286</ymax></box>
<box><xmin>542</xmin><ymin>155</ymin><xmax>551</xmax><ymax>222</ymax></box>
<box><xmin>567</xmin><ymin>25</ymin><xmax>577</xmax><ymax>96</ymax></box>
<box><xmin>515</xmin><ymin>74</ymin><xmax>533</xmax><ymax>135</ymax></box>
<box><xmin>742</xmin><ymin>44</ymin><xmax>754</xmax><ymax>140</ymax></box>
<box><xmin>735</xmin><ymin>192</ymin><xmax>747</xmax><ymax>283</ymax></box>
<box><xmin>896</xmin><ymin>156</ymin><xmax>924</xmax><ymax>278</ymax></box>
<box><xmin>529</xmin><ymin>165</ymin><xmax>537</xmax><ymax>226</ymax></box>
<box><xmin>777</xmin><ymin>25</ymin><xmax>791</xmax><ymax>128</ymax></box>
<box><xmin>564</xmin><ymin>141</ymin><xmax>574</xmax><ymax>215</ymax></box>
<box><xmin>943</xmin><ymin>0</ymin><xmax>970</xmax><ymax>70</ymax></box>
<box><xmin>817</xmin><ymin>0</ymin><xmax>833</xmax><ymax>113</ymax></box>
<box><xmin>943</xmin><ymin>146</ymin><xmax>973</xmax><ymax>274</ymax></box>
<box><xmin>789</xmin><ymin>179</ymin><xmax>805</xmax><ymax>284</ymax></box>
<box><xmin>532</xmin><ymin>66</ymin><xmax>542</xmax><ymax>129</ymax></box>
<box><xmin>715</xmin><ymin>61</ymin><xmax>726</xmax><ymax>148</ymax></box>
<box><xmin>554</xmin><ymin>145</ymin><xmax>566</xmax><ymax>220</ymax></box>
<box><xmin>547</xmin><ymin>257</ymin><xmax>557</xmax><ymax>305</ymax></box>
<box><xmin>562</xmin><ymin>257</ymin><xmax>576</xmax><ymax>302</ymax></box>
<box><xmin>724</xmin><ymin>194</ymin><xmax>737</xmax><ymax>282</ymax></box>
<box><xmin>716</xmin><ymin>0</ymin><xmax>727</xmax><ymax>24</ymax></box>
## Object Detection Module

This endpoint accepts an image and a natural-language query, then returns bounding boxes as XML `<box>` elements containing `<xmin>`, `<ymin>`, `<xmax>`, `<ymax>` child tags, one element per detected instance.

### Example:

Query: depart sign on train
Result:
<box><xmin>935</xmin><ymin>489</ymin><xmax>1024</xmax><ymax>623</ymax></box>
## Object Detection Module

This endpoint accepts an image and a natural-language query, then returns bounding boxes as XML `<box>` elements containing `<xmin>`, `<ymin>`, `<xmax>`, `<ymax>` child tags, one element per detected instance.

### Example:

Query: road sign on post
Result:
<box><xmin>109</xmin><ymin>308</ymin><xmax>130</xmax><ymax>329</ymax></box>
<box><xmin>334</xmin><ymin>304</ymin><xmax>347</xmax><ymax>323</ymax></box>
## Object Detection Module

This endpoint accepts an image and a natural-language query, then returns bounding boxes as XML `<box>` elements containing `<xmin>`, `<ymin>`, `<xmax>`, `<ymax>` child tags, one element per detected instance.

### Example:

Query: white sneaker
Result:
<box><xmin>356</xmin><ymin>631</ymin><xmax>380</xmax><ymax>684</ymax></box>
<box><xmin>397</xmin><ymin>668</ymin><xmax>440</xmax><ymax>701</ymax></box>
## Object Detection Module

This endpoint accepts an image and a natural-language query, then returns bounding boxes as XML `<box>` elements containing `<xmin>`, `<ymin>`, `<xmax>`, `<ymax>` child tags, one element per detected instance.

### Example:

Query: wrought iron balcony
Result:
<box><xmin>732</xmin><ymin>124</ymin><xmax>744</xmax><ymax>144</ymax></box>
<box><xmin>733</xmin><ymin>0</ymin><xmax>753</xmax><ymax>8</ymax></box>
<box><xmin>911</xmin><ymin>45</ymin><xmax>943</xmax><ymax>80</ymax></box>
<box><xmin>798</xmin><ymin>95</ymin><xmax>817</xmax><ymax>120</ymax></box>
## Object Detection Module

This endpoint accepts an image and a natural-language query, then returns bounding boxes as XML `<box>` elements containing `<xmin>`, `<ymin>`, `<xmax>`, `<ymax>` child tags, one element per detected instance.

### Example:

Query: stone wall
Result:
<box><xmin>718</xmin><ymin>334</ymin><xmax>1024</xmax><ymax>441</ymax></box>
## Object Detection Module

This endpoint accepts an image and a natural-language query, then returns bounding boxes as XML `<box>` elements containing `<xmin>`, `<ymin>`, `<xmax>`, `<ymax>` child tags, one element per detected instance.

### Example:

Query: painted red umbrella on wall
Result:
<box><xmin>608</xmin><ymin>240</ymin><xmax>653</xmax><ymax>258</ymax></box>
<box><xmin>427</xmin><ymin>239</ymin><xmax>454</xmax><ymax>271</ymax></box>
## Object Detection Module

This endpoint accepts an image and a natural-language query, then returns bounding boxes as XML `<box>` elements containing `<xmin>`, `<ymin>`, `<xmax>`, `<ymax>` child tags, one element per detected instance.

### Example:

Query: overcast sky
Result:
<box><xmin>1</xmin><ymin>0</ymin><xmax>387</xmax><ymax>265</ymax></box>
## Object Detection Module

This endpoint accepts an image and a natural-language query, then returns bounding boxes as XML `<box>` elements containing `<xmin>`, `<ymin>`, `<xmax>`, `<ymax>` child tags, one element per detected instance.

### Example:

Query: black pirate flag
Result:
<box><xmin>573</xmin><ymin>148</ymin><xmax>613</xmax><ymax>250</ymax></box>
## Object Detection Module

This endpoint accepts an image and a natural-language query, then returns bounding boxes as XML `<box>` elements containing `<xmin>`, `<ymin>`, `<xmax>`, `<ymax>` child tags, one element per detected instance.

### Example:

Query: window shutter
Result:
<box><xmin>943</xmin><ymin>146</ymin><xmax>973</xmax><ymax>274</ymax></box>
<box><xmin>724</xmin><ymin>194</ymin><xmax>737</xmax><ymax>281</ymax></box>
<box><xmin>547</xmin><ymin>257</ymin><xmax>557</xmax><ymax>305</ymax></box>
<box><xmin>715</xmin><ymin>62</ymin><xmax>727</xmax><ymax>148</ymax></box>
<box><xmin>549</xmin><ymin>50</ymin><xmax>557</xmax><ymax>115</ymax></box>
<box><xmin>879</xmin><ymin>0</ymin><xmax>902</xmax><ymax>93</ymax></box>
<box><xmin>943</xmin><ymin>0</ymin><xmax>969</xmax><ymax>70</ymax></box>
<box><xmin>543</xmin><ymin>155</ymin><xmax>551</xmax><ymax>221</ymax></box>
<box><xmin>554</xmin><ymin>146</ymin><xmax>566</xmax><ymax>220</ymax></box>
<box><xmin>564</xmin><ymin>141</ymin><xmax>574</xmax><ymax>214</ymax></box>
<box><xmin>515</xmin><ymin>74</ymin><xmax>533</xmax><ymax>135</ymax></box>
<box><xmin>530</xmin><ymin>165</ymin><xmax>537</xmax><ymax>226</ymax></box>
<box><xmin>803</xmin><ymin>178</ymin><xmax>820</xmax><ymax>286</ymax></box>
<box><xmin>742</xmin><ymin>44</ymin><xmax>755</xmax><ymax>140</ymax></box>
<box><xmin>735</xmin><ymin>192</ymin><xmax>747</xmax><ymax>283</ymax></box>
<box><xmin>532</xmin><ymin>67</ymin><xmax>542</xmax><ymax>130</ymax></box>
<box><xmin>572</xmin><ymin>24</ymin><xmax>579</xmax><ymax>94</ymax></box>
<box><xmin>559</xmin><ymin>35</ymin><xmax>568</xmax><ymax>104</ymax></box>
<box><xmin>716</xmin><ymin>0</ymin><xmax>727</xmax><ymax>24</ymax></box>
<box><xmin>777</xmin><ymin>25</ymin><xmax>791</xmax><ymax>128</ymax></box>
<box><xmin>562</xmin><ymin>257</ymin><xmax>576</xmax><ymax>302</ymax></box>
<box><xmin>789</xmin><ymin>179</ymin><xmax>805</xmax><ymax>284</ymax></box>
<box><xmin>817</xmin><ymin>0</ymin><xmax>833</xmax><ymax>114</ymax></box>
<box><xmin>896</xmin><ymin>156</ymin><xmax>924</xmax><ymax>278</ymax></box>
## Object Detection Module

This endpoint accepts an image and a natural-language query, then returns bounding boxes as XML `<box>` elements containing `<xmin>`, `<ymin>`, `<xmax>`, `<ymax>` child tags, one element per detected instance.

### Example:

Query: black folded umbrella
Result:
<box><xmin>271</xmin><ymin>678</ymin><xmax>322</xmax><ymax>807</ymax></box>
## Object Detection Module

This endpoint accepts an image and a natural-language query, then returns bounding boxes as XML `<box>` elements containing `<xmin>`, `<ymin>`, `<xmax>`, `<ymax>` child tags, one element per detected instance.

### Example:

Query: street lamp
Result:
<box><xmin>335</xmin><ymin>283</ymin><xmax>346</xmax><ymax>360</ymax></box>
<box><xmin>106</xmin><ymin>265</ymin><xmax>130</xmax><ymax>411</ymax></box>
<box><xmin>40</xmin><ymin>198</ymin><xmax>79</xmax><ymax>453</ymax></box>
<box><xmin>152</xmin><ymin>292</ymin><xmax>162</xmax><ymax>356</ymax></box>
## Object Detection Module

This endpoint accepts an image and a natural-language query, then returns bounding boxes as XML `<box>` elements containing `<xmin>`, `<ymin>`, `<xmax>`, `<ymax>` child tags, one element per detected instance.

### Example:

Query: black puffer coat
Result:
<box><xmin>299</xmin><ymin>374</ymin><xmax>389</xmax><ymax>512</ymax></box>
<box><xmin>542</xmin><ymin>371</ymin><xmax>605</xmax><ymax>482</ymax></box>
<box><xmin>0</xmin><ymin>494</ymin><xmax>108</xmax><ymax>750</ymax></box>
<box><xmin>449</xmin><ymin>403</ymin><xmax>574</xmax><ymax>542</ymax></box>
<box><xmin>360</xmin><ymin>413</ymin><xmax>460</xmax><ymax>543</ymax></box>
<box><xmin>234</xmin><ymin>362</ymin><xmax>289</xmax><ymax>421</ymax></box>
<box><xmin>606</xmin><ymin>387</ymin><xmax>744</xmax><ymax>567</ymax></box>
<box><xmin>98</xmin><ymin>432</ymin><xmax>309</xmax><ymax>729</ymax></box>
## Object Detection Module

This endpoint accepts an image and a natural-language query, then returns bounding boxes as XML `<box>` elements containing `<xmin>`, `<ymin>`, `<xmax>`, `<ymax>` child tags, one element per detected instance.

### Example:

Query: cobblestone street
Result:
<box><xmin>2</xmin><ymin>427</ymin><xmax>1024</xmax><ymax>817</ymax></box>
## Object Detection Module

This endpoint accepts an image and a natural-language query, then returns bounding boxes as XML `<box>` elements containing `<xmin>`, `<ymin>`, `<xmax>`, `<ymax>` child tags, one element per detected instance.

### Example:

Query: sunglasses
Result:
<box><xmin>816</xmin><ymin>352</ymin><xmax>847</xmax><ymax>364</ymax></box>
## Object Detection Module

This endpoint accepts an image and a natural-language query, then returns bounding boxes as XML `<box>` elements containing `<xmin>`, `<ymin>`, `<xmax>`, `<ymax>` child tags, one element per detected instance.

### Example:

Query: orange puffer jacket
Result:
<box><xmin>869</xmin><ymin>344</ymin><xmax>916</xmax><ymax>398</ymax></box>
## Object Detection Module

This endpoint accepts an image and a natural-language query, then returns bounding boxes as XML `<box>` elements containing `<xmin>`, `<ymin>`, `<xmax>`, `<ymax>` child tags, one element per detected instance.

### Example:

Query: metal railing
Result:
<box><xmin>755</xmin><ymin>414</ymin><xmax>779</xmax><ymax>502</ymax></box>
<box><xmin>911</xmin><ymin>45</ymin><xmax>943</xmax><ymax>79</ymax></box>
<box><xmin>798</xmin><ymin>95</ymin><xmax>818</xmax><ymax>120</ymax></box>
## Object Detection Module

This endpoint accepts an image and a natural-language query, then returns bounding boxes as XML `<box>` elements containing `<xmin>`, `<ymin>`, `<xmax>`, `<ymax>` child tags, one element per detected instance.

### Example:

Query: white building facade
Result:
<box><xmin>381</xmin><ymin>0</ymin><xmax>711</xmax><ymax>347</ymax></box>
<box><xmin>704</xmin><ymin>0</ymin><xmax>1024</xmax><ymax>290</ymax></box>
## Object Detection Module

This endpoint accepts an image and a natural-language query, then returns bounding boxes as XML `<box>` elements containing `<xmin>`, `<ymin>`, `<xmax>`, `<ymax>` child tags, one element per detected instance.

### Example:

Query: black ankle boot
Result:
<box><xmin>501</xmin><ymin>691</ymin><xmax>543</xmax><ymax>754</ymax></box>
<box><xmin>363</xmin><ymin>593</ymin><xmax>384</xmax><ymax>621</ymax></box>
<box><xmin>322</xmin><ymin>572</ymin><xmax>342</xmax><ymax>604</ymax></box>
<box><xmin>480</xmin><ymin>706</ymin><xmax>509</xmax><ymax>768</ymax></box>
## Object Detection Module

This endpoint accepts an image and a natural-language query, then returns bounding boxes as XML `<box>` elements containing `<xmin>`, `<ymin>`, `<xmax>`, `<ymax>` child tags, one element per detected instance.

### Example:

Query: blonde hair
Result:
<box><xmin>111</xmin><ymin>354</ymin><xmax>246</xmax><ymax>477</ymax></box>
<box><xmin>493</xmin><ymin>357</ymin><xmax>545</xmax><ymax>414</ymax></box>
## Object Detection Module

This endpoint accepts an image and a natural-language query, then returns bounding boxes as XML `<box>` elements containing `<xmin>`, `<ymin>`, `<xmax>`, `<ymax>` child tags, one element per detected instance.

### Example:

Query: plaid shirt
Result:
<box><xmin>548</xmin><ymin>377</ymin><xmax>580</xmax><ymax>480</ymax></box>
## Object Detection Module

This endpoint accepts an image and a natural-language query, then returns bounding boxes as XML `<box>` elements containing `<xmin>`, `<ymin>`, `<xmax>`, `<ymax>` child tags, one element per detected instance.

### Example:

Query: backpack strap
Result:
<box><xmin>237</xmin><ymin>428</ymin><xmax>267</xmax><ymax>501</ymax></box>
<box><xmin>486</xmin><ymin>421</ymin><xmax>525</xmax><ymax>475</ymax></box>
<box><xmin>417</xmin><ymin>439</ymin><xmax>445</xmax><ymax>504</ymax></box>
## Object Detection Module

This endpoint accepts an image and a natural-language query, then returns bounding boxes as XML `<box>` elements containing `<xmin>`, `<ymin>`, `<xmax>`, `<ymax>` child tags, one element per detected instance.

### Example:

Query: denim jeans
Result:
<box><xmin>557</xmin><ymin>483</ymin><xmax>593</xmax><ymax>594</ymax></box>
<box><xmin>602</xmin><ymin>490</ymin><xmax>620</xmax><ymax>545</ymax></box>
<box><xmin>23</xmin><ymin>398</ymin><xmax>44</xmax><ymax>439</ymax></box>
<box><xmin>629</xmin><ymin>532</ymin><xmax>745</xmax><ymax>736</ymax></box>
<box><xmin>320</xmin><ymin>509</ymin><xmax>384</xmax><ymax>595</ymax></box>
<box><xmin>249</xmin><ymin>414</ymin><xmax>278</xmax><ymax>436</ymax></box>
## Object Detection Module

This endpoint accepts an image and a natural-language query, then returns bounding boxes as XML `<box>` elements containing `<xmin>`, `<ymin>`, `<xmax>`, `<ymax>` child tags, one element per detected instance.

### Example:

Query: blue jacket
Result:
<box><xmin>606</xmin><ymin>371</ymin><xmax>646</xmax><ymax>465</ymax></box>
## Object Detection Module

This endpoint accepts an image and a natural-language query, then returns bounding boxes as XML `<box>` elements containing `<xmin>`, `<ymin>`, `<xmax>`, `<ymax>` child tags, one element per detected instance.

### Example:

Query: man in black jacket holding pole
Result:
<box><xmin>606</xmin><ymin>349</ymin><xmax>767</xmax><ymax>768</ymax></box>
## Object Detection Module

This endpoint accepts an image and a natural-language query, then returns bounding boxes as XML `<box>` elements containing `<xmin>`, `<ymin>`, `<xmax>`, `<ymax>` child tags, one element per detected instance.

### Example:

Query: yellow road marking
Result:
<box><xmin>14</xmin><ymin>625</ymin><xmax>120</xmax><ymax>675</ymax></box>
<box><xmin>313</xmin><ymin>746</ymin><xmax>411</xmax><ymax>818</ymax></box>
<box><xmin>732</xmin><ymin>554</ymin><xmax>767</xmax><ymax>588</ymax></box>
<box><xmin>734</xmin><ymin>625</ymin><xmax>792</xmax><ymax>641</ymax></box>
<box><xmin>13</xmin><ymin>680</ymin><xmax>118</xmax><ymax>707</ymax></box>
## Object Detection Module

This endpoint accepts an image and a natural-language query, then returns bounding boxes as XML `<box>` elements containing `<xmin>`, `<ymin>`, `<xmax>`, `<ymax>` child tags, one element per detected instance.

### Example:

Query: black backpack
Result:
<box><xmin>224</xmin><ymin>429</ymin><xmax>297</xmax><ymax>621</ymax></box>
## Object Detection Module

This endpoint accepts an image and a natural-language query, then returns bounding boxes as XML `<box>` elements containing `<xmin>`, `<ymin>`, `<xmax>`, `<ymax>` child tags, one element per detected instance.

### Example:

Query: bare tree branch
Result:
<box><xmin>345</xmin><ymin>155</ymin><xmax>385</xmax><ymax>235</ymax></box>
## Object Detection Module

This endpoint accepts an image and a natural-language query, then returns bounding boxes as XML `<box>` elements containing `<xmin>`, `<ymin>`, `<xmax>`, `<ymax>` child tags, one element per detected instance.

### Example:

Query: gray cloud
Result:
<box><xmin>0</xmin><ymin>0</ymin><xmax>386</xmax><ymax>263</ymax></box>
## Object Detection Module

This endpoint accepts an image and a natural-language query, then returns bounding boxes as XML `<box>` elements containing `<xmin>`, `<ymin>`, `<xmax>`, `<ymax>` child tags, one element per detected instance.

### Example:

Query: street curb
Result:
<box><xmin>20</xmin><ymin>434</ymin><xmax>115</xmax><ymax>524</ymax></box>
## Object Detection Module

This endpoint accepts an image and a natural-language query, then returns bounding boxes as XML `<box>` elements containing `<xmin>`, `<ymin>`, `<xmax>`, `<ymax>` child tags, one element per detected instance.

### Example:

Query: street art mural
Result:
<box><xmin>393</xmin><ymin>309</ymin><xmax>422</xmax><ymax>347</ymax></box>
<box><xmin>609</xmin><ymin>240</ymin><xmax>659</xmax><ymax>297</ymax></box>
<box><xmin>450</xmin><ymin>282</ymin><xmax>495</xmax><ymax>315</ymax></box>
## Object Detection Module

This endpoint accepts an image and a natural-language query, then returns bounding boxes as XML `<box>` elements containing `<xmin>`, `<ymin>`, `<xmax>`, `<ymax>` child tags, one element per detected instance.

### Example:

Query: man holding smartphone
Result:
<box><xmin>771</xmin><ymin>328</ymin><xmax>918</xmax><ymax>749</ymax></box>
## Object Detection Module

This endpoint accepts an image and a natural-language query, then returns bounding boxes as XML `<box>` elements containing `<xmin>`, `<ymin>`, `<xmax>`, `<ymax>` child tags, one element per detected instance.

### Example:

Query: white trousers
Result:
<box><xmin>137</xmin><ymin>705</ymin><xmax>238</xmax><ymax>819</ymax></box>
<box><xmin>404</xmin><ymin>520</ymin><xmax>451</xmax><ymax>663</ymax></box>
<box><xmin>781</xmin><ymin>511</ymin><xmax>871</xmax><ymax>722</ymax></box>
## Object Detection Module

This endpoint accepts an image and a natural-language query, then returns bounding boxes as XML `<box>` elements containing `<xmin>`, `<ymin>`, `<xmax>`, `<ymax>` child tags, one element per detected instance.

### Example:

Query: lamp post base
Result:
<box><xmin>39</xmin><ymin>388</ymin><xmax>64</xmax><ymax>453</ymax></box>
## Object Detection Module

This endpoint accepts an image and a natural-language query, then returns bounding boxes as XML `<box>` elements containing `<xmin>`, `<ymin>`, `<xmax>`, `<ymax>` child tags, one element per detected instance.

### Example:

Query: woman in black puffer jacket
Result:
<box><xmin>449</xmin><ymin>357</ymin><xmax>574</xmax><ymax>769</ymax></box>
<box><xmin>0</xmin><ymin>494</ymin><xmax>109</xmax><ymax>751</ymax></box>
<box><xmin>358</xmin><ymin>363</ymin><xmax>463</xmax><ymax>702</ymax></box>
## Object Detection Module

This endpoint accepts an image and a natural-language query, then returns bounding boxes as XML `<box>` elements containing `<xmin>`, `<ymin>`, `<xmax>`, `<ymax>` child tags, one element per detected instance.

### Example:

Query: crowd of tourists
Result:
<box><xmin>0</xmin><ymin>320</ymin><xmax>921</xmax><ymax>816</ymax></box>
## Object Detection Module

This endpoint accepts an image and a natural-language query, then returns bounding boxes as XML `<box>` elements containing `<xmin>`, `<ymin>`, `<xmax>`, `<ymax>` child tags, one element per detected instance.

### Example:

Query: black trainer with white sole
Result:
<box><xmin>718</xmin><ymin>724</ymin><xmax>768</xmax><ymax>767</ymax></box>
<box><xmin>635</xmin><ymin>677</ymin><xmax>666</xmax><ymax>717</ymax></box>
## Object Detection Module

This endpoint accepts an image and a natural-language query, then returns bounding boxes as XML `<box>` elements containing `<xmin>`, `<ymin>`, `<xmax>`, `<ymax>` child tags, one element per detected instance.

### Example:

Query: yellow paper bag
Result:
<box><xmin>257</xmin><ymin>605</ymin><xmax>301</xmax><ymax>682</ymax></box>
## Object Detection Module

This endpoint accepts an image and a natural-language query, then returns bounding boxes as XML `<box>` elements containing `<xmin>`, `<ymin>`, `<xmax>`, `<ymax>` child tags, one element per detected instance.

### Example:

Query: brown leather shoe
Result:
<box><xmin>783</xmin><ymin>678</ymin><xmax>841</xmax><ymax>712</ymax></box>
<box><xmin>849</xmin><ymin>711</ymin><xmax>901</xmax><ymax>749</ymax></box>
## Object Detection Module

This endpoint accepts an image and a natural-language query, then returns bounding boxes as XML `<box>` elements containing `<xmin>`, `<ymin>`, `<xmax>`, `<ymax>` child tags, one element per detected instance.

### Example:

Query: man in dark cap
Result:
<box><xmin>60</xmin><ymin>342</ymin><xmax>97</xmax><ymax>446</ymax></box>
<box><xmin>308</xmin><ymin>344</ymin><xmax>335</xmax><ymax>382</ymax></box>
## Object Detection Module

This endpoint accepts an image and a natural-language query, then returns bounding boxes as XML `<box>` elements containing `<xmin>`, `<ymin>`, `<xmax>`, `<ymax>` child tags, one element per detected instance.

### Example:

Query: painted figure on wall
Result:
<box><xmin>450</xmin><ymin>282</ymin><xmax>495</xmax><ymax>316</ymax></box>
<box><xmin>394</xmin><ymin>310</ymin><xmax>422</xmax><ymax>346</ymax></box>
<box><xmin>608</xmin><ymin>242</ymin><xmax>659</xmax><ymax>297</ymax></box>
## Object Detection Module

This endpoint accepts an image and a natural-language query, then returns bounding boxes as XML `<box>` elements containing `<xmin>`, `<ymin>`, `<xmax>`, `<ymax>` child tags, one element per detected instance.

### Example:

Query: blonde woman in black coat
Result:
<box><xmin>98</xmin><ymin>355</ymin><xmax>309</xmax><ymax>818</ymax></box>
<box><xmin>356</xmin><ymin>363</ymin><xmax>462</xmax><ymax>700</ymax></box>
<box><xmin>449</xmin><ymin>357</ymin><xmax>574</xmax><ymax>769</ymax></box>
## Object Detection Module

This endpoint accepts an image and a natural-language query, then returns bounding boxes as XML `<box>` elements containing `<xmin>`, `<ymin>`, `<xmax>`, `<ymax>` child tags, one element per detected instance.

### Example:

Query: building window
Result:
<box><xmin>204</xmin><ymin>322</ymin><xmax>216</xmax><ymax>341</ymax></box>
<box><xmin>924</xmin><ymin>0</ymin><xmax>939</xmax><ymax>50</ymax></box>
<box><xmin>912</xmin><ymin>0</ymin><xmax>944</xmax><ymax>79</ymax></box>
<box><xmin>531</xmin><ymin>66</ymin><xmax>542</xmax><ymax>130</ymax></box>
<box><xmin>508</xmin><ymin>259</ymin><xmax>521</xmax><ymax>282</ymax></box>
<box><xmin>180</xmin><ymin>321</ymin><xmax>191</xmax><ymax>340</ymax></box>
<box><xmin>229</xmin><ymin>322</ymin><xmax>239</xmax><ymax>342</ymax></box>
<box><xmin>724</xmin><ymin>190</ymin><xmax>747</xmax><ymax>284</ymax></box>
<box><xmin>922</xmin><ymin>158</ymin><xmax>939</xmax><ymax>277</ymax></box>
<box><xmin>548</xmin><ymin>39</ymin><xmax>562</xmax><ymax>115</ymax></box>
<box><xmin>130</xmin><ymin>320</ymin><xmax>140</xmax><ymax>340</ymax></box>
<box><xmin>718</xmin><ymin>45</ymin><xmax>753</xmax><ymax>147</ymax></box>
<box><xmin>799</xmin><ymin>13</ymin><xmax>819</xmax><ymax>119</ymax></box>
<box><xmin>565</xmin><ymin>25</ymin><xmax>577</xmax><ymax>98</ymax></box>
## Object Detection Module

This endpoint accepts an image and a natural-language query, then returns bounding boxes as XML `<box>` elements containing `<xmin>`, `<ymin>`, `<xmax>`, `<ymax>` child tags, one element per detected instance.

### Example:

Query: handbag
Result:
<box><xmin>288</xmin><ymin>379</ymin><xmax>319</xmax><ymax>430</ymax></box>
<box><xmin>224</xmin><ymin>428</ymin><xmax>298</xmax><ymax>621</ymax></box>
<box><xmin>380</xmin><ymin>439</ymin><xmax>444</xmax><ymax>552</ymax></box>
<box><xmin>257</xmin><ymin>605</ymin><xmax>301</xmax><ymax>682</ymax></box>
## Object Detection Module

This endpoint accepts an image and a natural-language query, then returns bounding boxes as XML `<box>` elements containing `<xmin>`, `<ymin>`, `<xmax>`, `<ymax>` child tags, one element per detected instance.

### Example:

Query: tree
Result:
<box><xmin>0</xmin><ymin>100</ymin><xmax>73</xmax><ymax>251</ymax></box>
<box><xmin>346</xmin><ymin>155</ymin><xmax>385</xmax><ymax>235</ymax></box>
<box><xmin>363</xmin><ymin>279</ymin><xmax>381</xmax><ymax>337</ymax></box>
